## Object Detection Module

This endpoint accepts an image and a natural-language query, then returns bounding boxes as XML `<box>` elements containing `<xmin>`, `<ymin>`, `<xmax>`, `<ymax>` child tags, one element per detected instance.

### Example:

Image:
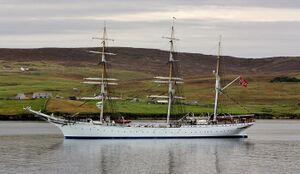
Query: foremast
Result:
<box><xmin>149</xmin><ymin>18</ymin><xmax>184</xmax><ymax>124</ymax></box>
<box><xmin>166</xmin><ymin>23</ymin><xmax>177</xmax><ymax>124</ymax></box>
<box><xmin>83</xmin><ymin>25</ymin><xmax>117</xmax><ymax>124</ymax></box>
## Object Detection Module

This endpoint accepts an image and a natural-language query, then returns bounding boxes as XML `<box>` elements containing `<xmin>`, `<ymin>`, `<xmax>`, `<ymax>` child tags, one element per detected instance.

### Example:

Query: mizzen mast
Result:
<box><xmin>213</xmin><ymin>36</ymin><xmax>222</xmax><ymax>122</ymax></box>
<box><xmin>83</xmin><ymin>24</ymin><xmax>117</xmax><ymax>123</ymax></box>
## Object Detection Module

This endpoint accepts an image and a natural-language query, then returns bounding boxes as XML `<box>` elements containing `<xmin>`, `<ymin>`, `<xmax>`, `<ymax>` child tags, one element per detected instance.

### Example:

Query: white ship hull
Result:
<box><xmin>52</xmin><ymin>122</ymin><xmax>254</xmax><ymax>139</ymax></box>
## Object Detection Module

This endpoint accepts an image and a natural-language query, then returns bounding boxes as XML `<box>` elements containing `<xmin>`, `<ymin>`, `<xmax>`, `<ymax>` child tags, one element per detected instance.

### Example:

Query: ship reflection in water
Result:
<box><xmin>62</xmin><ymin>139</ymin><xmax>253</xmax><ymax>174</ymax></box>
<box><xmin>0</xmin><ymin>120</ymin><xmax>300</xmax><ymax>174</ymax></box>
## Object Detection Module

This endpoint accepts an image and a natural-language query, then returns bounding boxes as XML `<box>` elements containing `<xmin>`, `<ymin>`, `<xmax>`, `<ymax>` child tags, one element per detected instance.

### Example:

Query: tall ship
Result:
<box><xmin>25</xmin><ymin>22</ymin><xmax>254</xmax><ymax>139</ymax></box>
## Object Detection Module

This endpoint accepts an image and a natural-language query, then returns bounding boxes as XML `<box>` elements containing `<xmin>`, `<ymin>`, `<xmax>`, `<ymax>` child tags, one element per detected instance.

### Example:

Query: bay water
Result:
<box><xmin>0</xmin><ymin>120</ymin><xmax>299</xmax><ymax>174</ymax></box>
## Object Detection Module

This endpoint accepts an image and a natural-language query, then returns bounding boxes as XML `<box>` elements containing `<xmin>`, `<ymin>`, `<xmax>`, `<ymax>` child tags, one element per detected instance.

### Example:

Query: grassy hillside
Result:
<box><xmin>0</xmin><ymin>47</ymin><xmax>299</xmax><ymax>119</ymax></box>
<box><xmin>1</xmin><ymin>47</ymin><xmax>299</xmax><ymax>76</ymax></box>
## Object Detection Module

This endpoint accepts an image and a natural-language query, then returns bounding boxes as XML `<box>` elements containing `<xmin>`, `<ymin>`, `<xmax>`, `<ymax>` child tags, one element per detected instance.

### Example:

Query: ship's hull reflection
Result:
<box><xmin>62</xmin><ymin>139</ymin><xmax>253</xmax><ymax>174</ymax></box>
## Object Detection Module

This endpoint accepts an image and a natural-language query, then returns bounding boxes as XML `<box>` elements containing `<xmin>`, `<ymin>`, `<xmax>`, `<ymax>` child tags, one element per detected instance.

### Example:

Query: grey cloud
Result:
<box><xmin>0</xmin><ymin>0</ymin><xmax>299</xmax><ymax>57</ymax></box>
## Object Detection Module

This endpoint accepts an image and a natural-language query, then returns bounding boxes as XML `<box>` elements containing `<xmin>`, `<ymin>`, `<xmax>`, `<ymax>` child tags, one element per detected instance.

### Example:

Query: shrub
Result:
<box><xmin>270</xmin><ymin>76</ymin><xmax>300</xmax><ymax>83</ymax></box>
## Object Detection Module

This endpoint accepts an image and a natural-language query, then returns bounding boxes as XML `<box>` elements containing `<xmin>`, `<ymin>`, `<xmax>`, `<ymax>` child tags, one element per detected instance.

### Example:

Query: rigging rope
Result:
<box><xmin>222</xmin><ymin>92</ymin><xmax>251</xmax><ymax>113</ymax></box>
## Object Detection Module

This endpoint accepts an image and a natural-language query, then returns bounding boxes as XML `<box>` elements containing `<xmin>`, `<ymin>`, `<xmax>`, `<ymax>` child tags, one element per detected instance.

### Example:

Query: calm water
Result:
<box><xmin>0</xmin><ymin>120</ymin><xmax>299</xmax><ymax>174</ymax></box>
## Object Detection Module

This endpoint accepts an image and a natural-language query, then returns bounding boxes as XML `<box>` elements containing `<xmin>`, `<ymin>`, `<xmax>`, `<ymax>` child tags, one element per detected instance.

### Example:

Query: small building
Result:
<box><xmin>20</xmin><ymin>66</ymin><xmax>30</xmax><ymax>71</ymax></box>
<box><xmin>131</xmin><ymin>98</ymin><xmax>140</xmax><ymax>102</ymax></box>
<box><xmin>156</xmin><ymin>100</ymin><xmax>168</xmax><ymax>104</ymax></box>
<box><xmin>15</xmin><ymin>93</ymin><xmax>26</xmax><ymax>100</ymax></box>
<box><xmin>55</xmin><ymin>95</ymin><xmax>64</xmax><ymax>99</ymax></box>
<box><xmin>32</xmin><ymin>92</ymin><xmax>52</xmax><ymax>99</ymax></box>
<box><xmin>190</xmin><ymin>100</ymin><xmax>199</xmax><ymax>105</ymax></box>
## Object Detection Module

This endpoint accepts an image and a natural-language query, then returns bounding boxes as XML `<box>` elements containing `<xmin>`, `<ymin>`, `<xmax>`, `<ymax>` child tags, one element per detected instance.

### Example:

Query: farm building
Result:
<box><xmin>15</xmin><ymin>93</ymin><xmax>27</xmax><ymax>100</ymax></box>
<box><xmin>32</xmin><ymin>92</ymin><xmax>52</xmax><ymax>99</ymax></box>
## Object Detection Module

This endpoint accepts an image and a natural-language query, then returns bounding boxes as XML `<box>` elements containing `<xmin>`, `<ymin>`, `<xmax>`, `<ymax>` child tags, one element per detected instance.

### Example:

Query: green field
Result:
<box><xmin>0</xmin><ymin>99</ymin><xmax>299</xmax><ymax>119</ymax></box>
<box><xmin>0</xmin><ymin>60</ymin><xmax>299</xmax><ymax>119</ymax></box>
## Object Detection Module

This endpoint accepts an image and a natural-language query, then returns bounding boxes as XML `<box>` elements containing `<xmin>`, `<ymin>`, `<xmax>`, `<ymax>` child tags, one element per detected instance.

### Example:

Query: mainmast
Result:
<box><xmin>213</xmin><ymin>36</ymin><xmax>222</xmax><ymax>122</ymax></box>
<box><xmin>149</xmin><ymin>18</ymin><xmax>183</xmax><ymax>125</ymax></box>
<box><xmin>166</xmin><ymin>23</ymin><xmax>176</xmax><ymax>124</ymax></box>
<box><xmin>83</xmin><ymin>24</ymin><xmax>117</xmax><ymax>124</ymax></box>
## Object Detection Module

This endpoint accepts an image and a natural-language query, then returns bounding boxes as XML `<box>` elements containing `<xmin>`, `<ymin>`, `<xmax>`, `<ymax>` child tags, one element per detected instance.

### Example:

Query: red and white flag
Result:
<box><xmin>239</xmin><ymin>77</ymin><xmax>249</xmax><ymax>87</ymax></box>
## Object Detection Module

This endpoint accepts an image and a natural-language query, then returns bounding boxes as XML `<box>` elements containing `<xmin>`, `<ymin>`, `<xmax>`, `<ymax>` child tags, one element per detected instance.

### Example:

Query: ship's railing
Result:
<box><xmin>176</xmin><ymin>113</ymin><xmax>255</xmax><ymax>126</ymax></box>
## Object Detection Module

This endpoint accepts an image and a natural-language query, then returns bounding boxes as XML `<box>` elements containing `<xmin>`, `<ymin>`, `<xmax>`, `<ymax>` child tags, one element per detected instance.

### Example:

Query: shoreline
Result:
<box><xmin>1</xmin><ymin>113</ymin><xmax>299</xmax><ymax>121</ymax></box>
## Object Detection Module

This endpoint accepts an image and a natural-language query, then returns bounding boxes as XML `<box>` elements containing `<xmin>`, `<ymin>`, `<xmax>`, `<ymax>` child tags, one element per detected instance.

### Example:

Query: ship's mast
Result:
<box><xmin>149</xmin><ymin>18</ymin><xmax>183</xmax><ymax>125</ymax></box>
<box><xmin>99</xmin><ymin>26</ymin><xmax>107</xmax><ymax>123</ymax></box>
<box><xmin>83</xmin><ymin>24</ymin><xmax>116</xmax><ymax>124</ymax></box>
<box><xmin>166</xmin><ymin>23</ymin><xmax>176</xmax><ymax>124</ymax></box>
<box><xmin>213</xmin><ymin>36</ymin><xmax>222</xmax><ymax>122</ymax></box>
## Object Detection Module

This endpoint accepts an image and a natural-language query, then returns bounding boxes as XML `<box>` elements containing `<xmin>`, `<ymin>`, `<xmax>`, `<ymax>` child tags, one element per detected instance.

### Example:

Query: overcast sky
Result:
<box><xmin>1</xmin><ymin>0</ymin><xmax>300</xmax><ymax>58</ymax></box>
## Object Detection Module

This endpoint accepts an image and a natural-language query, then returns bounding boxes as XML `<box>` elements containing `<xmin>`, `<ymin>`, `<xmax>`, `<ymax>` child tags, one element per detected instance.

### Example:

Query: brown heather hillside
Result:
<box><xmin>0</xmin><ymin>47</ymin><xmax>299</xmax><ymax>118</ymax></box>
<box><xmin>0</xmin><ymin>47</ymin><xmax>299</xmax><ymax>76</ymax></box>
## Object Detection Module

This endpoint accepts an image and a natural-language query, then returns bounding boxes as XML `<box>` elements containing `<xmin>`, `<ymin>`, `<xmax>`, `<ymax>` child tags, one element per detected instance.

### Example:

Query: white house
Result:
<box><xmin>15</xmin><ymin>93</ymin><xmax>27</xmax><ymax>100</ymax></box>
<box><xmin>32</xmin><ymin>92</ymin><xmax>52</xmax><ymax>99</ymax></box>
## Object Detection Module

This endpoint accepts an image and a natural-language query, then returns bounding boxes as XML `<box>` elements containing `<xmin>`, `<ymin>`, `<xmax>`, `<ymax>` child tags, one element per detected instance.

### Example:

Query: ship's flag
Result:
<box><xmin>239</xmin><ymin>77</ymin><xmax>249</xmax><ymax>87</ymax></box>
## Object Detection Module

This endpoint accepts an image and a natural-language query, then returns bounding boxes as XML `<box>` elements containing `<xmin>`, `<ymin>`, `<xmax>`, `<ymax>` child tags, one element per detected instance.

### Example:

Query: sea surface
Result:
<box><xmin>0</xmin><ymin>120</ymin><xmax>299</xmax><ymax>174</ymax></box>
